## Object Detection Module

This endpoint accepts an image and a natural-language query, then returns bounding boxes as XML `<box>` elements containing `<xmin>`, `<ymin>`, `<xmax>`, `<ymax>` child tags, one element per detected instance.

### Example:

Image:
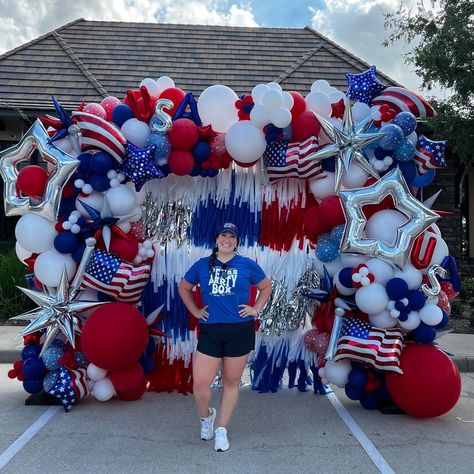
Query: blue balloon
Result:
<box><xmin>374</xmin><ymin>147</ymin><xmax>392</xmax><ymax>160</ymax></box>
<box><xmin>189</xmin><ymin>165</ymin><xmax>201</xmax><ymax>177</ymax></box>
<box><xmin>147</xmin><ymin>132</ymin><xmax>171</xmax><ymax>161</ymax></box>
<box><xmin>41</xmin><ymin>345</ymin><xmax>64</xmax><ymax>371</ymax></box>
<box><xmin>90</xmin><ymin>173</ymin><xmax>111</xmax><ymax>192</ymax></box>
<box><xmin>398</xmin><ymin>160</ymin><xmax>417</xmax><ymax>184</ymax></box>
<box><xmin>23</xmin><ymin>378</ymin><xmax>43</xmax><ymax>394</ymax></box>
<box><xmin>386</xmin><ymin>278</ymin><xmax>409</xmax><ymax>300</ymax></box>
<box><xmin>360</xmin><ymin>392</ymin><xmax>380</xmax><ymax>410</ymax></box>
<box><xmin>330</xmin><ymin>224</ymin><xmax>345</xmax><ymax>244</ymax></box>
<box><xmin>413</xmin><ymin>322</ymin><xmax>436</xmax><ymax>343</ymax></box>
<box><xmin>346</xmin><ymin>66</ymin><xmax>387</xmax><ymax>104</ymax></box>
<box><xmin>54</xmin><ymin>231</ymin><xmax>80</xmax><ymax>254</ymax></box>
<box><xmin>348</xmin><ymin>369</ymin><xmax>367</xmax><ymax>388</ymax></box>
<box><xmin>72</xmin><ymin>243</ymin><xmax>86</xmax><ymax>263</ymax></box>
<box><xmin>74</xmin><ymin>351</ymin><xmax>89</xmax><ymax>368</ymax></box>
<box><xmin>345</xmin><ymin>384</ymin><xmax>363</xmax><ymax>401</ymax></box>
<box><xmin>22</xmin><ymin>357</ymin><xmax>45</xmax><ymax>379</ymax></box>
<box><xmin>139</xmin><ymin>354</ymin><xmax>154</xmax><ymax>374</ymax></box>
<box><xmin>435</xmin><ymin>311</ymin><xmax>449</xmax><ymax>330</ymax></box>
<box><xmin>316</xmin><ymin>240</ymin><xmax>339</xmax><ymax>262</ymax></box>
<box><xmin>192</xmin><ymin>140</ymin><xmax>211</xmax><ymax>163</ymax></box>
<box><xmin>77</xmin><ymin>153</ymin><xmax>92</xmax><ymax>174</ymax></box>
<box><xmin>410</xmin><ymin>168</ymin><xmax>436</xmax><ymax>188</ymax></box>
<box><xmin>112</xmin><ymin>104</ymin><xmax>134</xmax><ymax>127</ymax></box>
<box><xmin>321</xmin><ymin>157</ymin><xmax>336</xmax><ymax>172</ymax></box>
<box><xmin>200</xmin><ymin>169</ymin><xmax>209</xmax><ymax>177</ymax></box>
<box><xmin>394</xmin><ymin>139</ymin><xmax>415</xmax><ymax>162</ymax></box>
<box><xmin>89</xmin><ymin>151</ymin><xmax>114</xmax><ymax>174</ymax></box>
<box><xmin>407</xmin><ymin>289</ymin><xmax>426</xmax><ymax>311</ymax></box>
<box><xmin>392</xmin><ymin>112</ymin><xmax>417</xmax><ymax>136</ymax></box>
<box><xmin>207</xmin><ymin>168</ymin><xmax>219</xmax><ymax>178</ymax></box>
<box><xmin>282</xmin><ymin>125</ymin><xmax>292</xmax><ymax>141</ymax></box>
<box><xmin>338</xmin><ymin>267</ymin><xmax>354</xmax><ymax>288</ymax></box>
<box><xmin>43</xmin><ymin>370</ymin><xmax>60</xmax><ymax>392</ymax></box>
<box><xmin>378</xmin><ymin>124</ymin><xmax>405</xmax><ymax>151</ymax></box>
<box><xmin>22</xmin><ymin>344</ymin><xmax>41</xmax><ymax>361</ymax></box>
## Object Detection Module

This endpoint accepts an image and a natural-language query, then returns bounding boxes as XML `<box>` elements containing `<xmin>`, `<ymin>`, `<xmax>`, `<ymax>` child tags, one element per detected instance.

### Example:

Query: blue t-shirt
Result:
<box><xmin>183</xmin><ymin>255</ymin><xmax>266</xmax><ymax>324</ymax></box>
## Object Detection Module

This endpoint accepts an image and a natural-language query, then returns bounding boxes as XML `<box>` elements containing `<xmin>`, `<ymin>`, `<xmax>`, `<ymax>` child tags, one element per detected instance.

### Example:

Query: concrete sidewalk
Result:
<box><xmin>1</xmin><ymin>324</ymin><xmax>473</xmax><ymax>371</ymax></box>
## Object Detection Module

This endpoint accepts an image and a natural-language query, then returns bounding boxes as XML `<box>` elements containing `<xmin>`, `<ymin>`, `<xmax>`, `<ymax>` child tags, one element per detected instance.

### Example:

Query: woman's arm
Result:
<box><xmin>178</xmin><ymin>279</ymin><xmax>208</xmax><ymax>320</ymax></box>
<box><xmin>238</xmin><ymin>277</ymin><xmax>272</xmax><ymax>318</ymax></box>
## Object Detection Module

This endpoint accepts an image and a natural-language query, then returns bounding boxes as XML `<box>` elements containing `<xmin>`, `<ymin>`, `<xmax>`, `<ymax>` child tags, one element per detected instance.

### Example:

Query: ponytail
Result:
<box><xmin>208</xmin><ymin>246</ymin><xmax>218</xmax><ymax>275</ymax></box>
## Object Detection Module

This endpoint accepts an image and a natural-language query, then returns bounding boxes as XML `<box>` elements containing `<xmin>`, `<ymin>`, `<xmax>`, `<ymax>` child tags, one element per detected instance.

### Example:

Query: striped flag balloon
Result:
<box><xmin>372</xmin><ymin>87</ymin><xmax>436</xmax><ymax>118</ymax></box>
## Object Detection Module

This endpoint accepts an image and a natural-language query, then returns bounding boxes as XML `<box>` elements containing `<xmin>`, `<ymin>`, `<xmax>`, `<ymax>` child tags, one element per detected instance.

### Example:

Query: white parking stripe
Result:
<box><xmin>0</xmin><ymin>406</ymin><xmax>60</xmax><ymax>470</ymax></box>
<box><xmin>326</xmin><ymin>392</ymin><xmax>395</xmax><ymax>474</ymax></box>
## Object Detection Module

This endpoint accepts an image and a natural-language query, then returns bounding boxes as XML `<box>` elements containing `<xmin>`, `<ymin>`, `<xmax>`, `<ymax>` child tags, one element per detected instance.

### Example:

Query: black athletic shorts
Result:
<box><xmin>197</xmin><ymin>320</ymin><xmax>255</xmax><ymax>358</ymax></box>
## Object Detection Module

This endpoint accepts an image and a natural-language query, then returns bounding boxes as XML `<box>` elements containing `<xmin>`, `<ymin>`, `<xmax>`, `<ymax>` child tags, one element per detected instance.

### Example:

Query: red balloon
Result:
<box><xmin>101</xmin><ymin>96</ymin><xmax>122</xmax><ymax>122</ymax></box>
<box><xmin>109</xmin><ymin>362</ymin><xmax>145</xmax><ymax>392</ymax></box>
<box><xmin>109</xmin><ymin>234</ymin><xmax>139</xmax><ymax>263</ymax></box>
<box><xmin>386</xmin><ymin>343</ymin><xmax>461</xmax><ymax>418</ymax></box>
<box><xmin>318</xmin><ymin>195</ymin><xmax>345</xmax><ymax>229</ymax></box>
<box><xmin>303</xmin><ymin>206</ymin><xmax>327</xmax><ymax>236</ymax></box>
<box><xmin>168</xmin><ymin>118</ymin><xmax>199</xmax><ymax>150</ymax></box>
<box><xmin>83</xmin><ymin>103</ymin><xmax>107</xmax><ymax>120</ymax></box>
<box><xmin>17</xmin><ymin>165</ymin><xmax>49</xmax><ymax>196</ymax></box>
<box><xmin>168</xmin><ymin>150</ymin><xmax>195</xmax><ymax>176</ymax></box>
<box><xmin>289</xmin><ymin>91</ymin><xmax>306</xmax><ymax>118</ymax></box>
<box><xmin>158</xmin><ymin>87</ymin><xmax>186</xmax><ymax>117</ymax></box>
<box><xmin>291</xmin><ymin>111</ymin><xmax>321</xmax><ymax>142</ymax></box>
<box><xmin>81</xmin><ymin>302</ymin><xmax>149</xmax><ymax>372</ymax></box>
<box><xmin>116</xmin><ymin>378</ymin><xmax>147</xmax><ymax>401</ymax></box>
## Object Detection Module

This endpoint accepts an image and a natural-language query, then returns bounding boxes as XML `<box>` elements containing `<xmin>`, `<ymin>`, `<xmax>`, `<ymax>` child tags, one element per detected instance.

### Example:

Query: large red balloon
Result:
<box><xmin>81</xmin><ymin>303</ymin><xmax>149</xmax><ymax>372</ymax></box>
<box><xmin>319</xmin><ymin>195</ymin><xmax>345</xmax><ymax>229</ymax></box>
<box><xmin>291</xmin><ymin>111</ymin><xmax>321</xmax><ymax>142</ymax></box>
<box><xmin>109</xmin><ymin>362</ymin><xmax>145</xmax><ymax>392</ymax></box>
<box><xmin>109</xmin><ymin>234</ymin><xmax>139</xmax><ymax>263</ymax></box>
<box><xmin>17</xmin><ymin>165</ymin><xmax>49</xmax><ymax>196</ymax></box>
<box><xmin>168</xmin><ymin>118</ymin><xmax>199</xmax><ymax>150</ymax></box>
<box><xmin>289</xmin><ymin>91</ymin><xmax>306</xmax><ymax>118</ymax></box>
<box><xmin>158</xmin><ymin>87</ymin><xmax>186</xmax><ymax>117</ymax></box>
<box><xmin>303</xmin><ymin>206</ymin><xmax>327</xmax><ymax>236</ymax></box>
<box><xmin>116</xmin><ymin>378</ymin><xmax>147</xmax><ymax>401</ymax></box>
<box><xmin>168</xmin><ymin>150</ymin><xmax>195</xmax><ymax>176</ymax></box>
<box><xmin>386</xmin><ymin>343</ymin><xmax>461</xmax><ymax>418</ymax></box>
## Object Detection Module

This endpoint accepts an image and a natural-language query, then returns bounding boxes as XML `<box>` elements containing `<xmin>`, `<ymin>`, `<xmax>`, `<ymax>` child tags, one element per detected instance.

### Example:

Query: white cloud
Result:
<box><xmin>0</xmin><ymin>0</ymin><xmax>258</xmax><ymax>54</ymax></box>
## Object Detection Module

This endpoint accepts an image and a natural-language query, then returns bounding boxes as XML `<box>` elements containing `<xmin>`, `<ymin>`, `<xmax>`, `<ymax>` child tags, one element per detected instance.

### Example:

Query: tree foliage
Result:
<box><xmin>384</xmin><ymin>0</ymin><xmax>474</xmax><ymax>164</ymax></box>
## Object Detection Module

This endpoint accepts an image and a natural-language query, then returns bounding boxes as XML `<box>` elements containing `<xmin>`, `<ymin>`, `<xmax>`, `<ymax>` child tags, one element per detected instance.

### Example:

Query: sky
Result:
<box><xmin>0</xmin><ymin>0</ymin><xmax>444</xmax><ymax>97</ymax></box>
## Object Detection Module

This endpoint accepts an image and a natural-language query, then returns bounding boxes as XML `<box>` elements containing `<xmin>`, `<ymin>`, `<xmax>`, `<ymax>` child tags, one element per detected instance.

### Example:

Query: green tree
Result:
<box><xmin>384</xmin><ymin>0</ymin><xmax>474</xmax><ymax>165</ymax></box>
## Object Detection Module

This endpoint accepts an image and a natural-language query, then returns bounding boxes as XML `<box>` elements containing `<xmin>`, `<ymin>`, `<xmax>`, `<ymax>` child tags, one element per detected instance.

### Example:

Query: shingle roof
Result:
<box><xmin>0</xmin><ymin>18</ymin><xmax>399</xmax><ymax>114</ymax></box>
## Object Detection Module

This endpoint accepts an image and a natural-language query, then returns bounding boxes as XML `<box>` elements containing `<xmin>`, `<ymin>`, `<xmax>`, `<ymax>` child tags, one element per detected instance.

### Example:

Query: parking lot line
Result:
<box><xmin>0</xmin><ymin>406</ymin><xmax>60</xmax><ymax>470</ymax></box>
<box><xmin>326</xmin><ymin>391</ymin><xmax>395</xmax><ymax>474</ymax></box>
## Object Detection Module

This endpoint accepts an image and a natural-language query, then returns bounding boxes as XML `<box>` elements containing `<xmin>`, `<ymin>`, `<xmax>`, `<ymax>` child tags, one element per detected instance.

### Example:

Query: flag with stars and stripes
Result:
<box><xmin>333</xmin><ymin>318</ymin><xmax>404</xmax><ymax>373</ymax></box>
<box><xmin>81</xmin><ymin>249</ymin><xmax>150</xmax><ymax>305</ymax></box>
<box><xmin>263</xmin><ymin>136</ymin><xmax>326</xmax><ymax>182</ymax></box>
<box><xmin>413</xmin><ymin>135</ymin><xmax>448</xmax><ymax>174</ymax></box>
<box><xmin>47</xmin><ymin>366</ymin><xmax>90</xmax><ymax>412</ymax></box>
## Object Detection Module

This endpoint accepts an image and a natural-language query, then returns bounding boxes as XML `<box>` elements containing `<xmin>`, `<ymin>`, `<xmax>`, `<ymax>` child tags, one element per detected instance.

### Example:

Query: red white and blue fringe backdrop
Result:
<box><xmin>1</xmin><ymin>69</ymin><xmax>463</xmax><ymax>418</ymax></box>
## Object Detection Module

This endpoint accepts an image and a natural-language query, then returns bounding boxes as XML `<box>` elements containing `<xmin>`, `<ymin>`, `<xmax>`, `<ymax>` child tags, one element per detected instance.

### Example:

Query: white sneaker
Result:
<box><xmin>200</xmin><ymin>408</ymin><xmax>216</xmax><ymax>441</ymax></box>
<box><xmin>214</xmin><ymin>427</ymin><xmax>229</xmax><ymax>452</ymax></box>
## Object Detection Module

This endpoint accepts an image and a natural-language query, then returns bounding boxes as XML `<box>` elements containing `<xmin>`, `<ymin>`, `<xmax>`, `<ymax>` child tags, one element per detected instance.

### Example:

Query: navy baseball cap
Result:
<box><xmin>215</xmin><ymin>222</ymin><xmax>239</xmax><ymax>238</ymax></box>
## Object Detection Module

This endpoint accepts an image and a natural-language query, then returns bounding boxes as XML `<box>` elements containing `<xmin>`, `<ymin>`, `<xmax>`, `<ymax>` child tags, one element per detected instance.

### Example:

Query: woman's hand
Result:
<box><xmin>193</xmin><ymin>306</ymin><xmax>209</xmax><ymax>320</ymax></box>
<box><xmin>238</xmin><ymin>304</ymin><xmax>259</xmax><ymax>319</ymax></box>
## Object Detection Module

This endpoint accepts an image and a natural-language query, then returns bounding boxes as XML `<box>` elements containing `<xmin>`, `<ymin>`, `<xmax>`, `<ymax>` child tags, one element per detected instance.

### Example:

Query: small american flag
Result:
<box><xmin>263</xmin><ymin>136</ymin><xmax>326</xmax><ymax>182</ymax></box>
<box><xmin>333</xmin><ymin>318</ymin><xmax>404</xmax><ymax>373</ymax></box>
<box><xmin>81</xmin><ymin>249</ymin><xmax>150</xmax><ymax>305</ymax></box>
<box><xmin>414</xmin><ymin>135</ymin><xmax>448</xmax><ymax>174</ymax></box>
<box><xmin>48</xmin><ymin>366</ymin><xmax>90</xmax><ymax>412</ymax></box>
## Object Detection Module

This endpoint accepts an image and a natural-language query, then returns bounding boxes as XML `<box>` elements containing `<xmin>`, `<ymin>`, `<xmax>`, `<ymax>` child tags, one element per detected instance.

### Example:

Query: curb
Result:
<box><xmin>1</xmin><ymin>350</ymin><xmax>473</xmax><ymax>372</ymax></box>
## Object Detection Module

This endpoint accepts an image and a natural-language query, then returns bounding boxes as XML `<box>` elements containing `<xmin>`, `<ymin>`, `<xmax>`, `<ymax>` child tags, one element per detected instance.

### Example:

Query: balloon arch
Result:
<box><xmin>1</xmin><ymin>67</ymin><xmax>461</xmax><ymax>417</ymax></box>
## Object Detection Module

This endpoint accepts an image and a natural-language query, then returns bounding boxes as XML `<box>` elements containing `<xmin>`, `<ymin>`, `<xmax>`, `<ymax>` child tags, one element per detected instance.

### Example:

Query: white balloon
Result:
<box><xmin>15</xmin><ymin>241</ymin><xmax>32</xmax><ymax>263</ymax></box>
<box><xmin>54</xmin><ymin>137</ymin><xmax>74</xmax><ymax>155</ymax></box>
<box><xmin>305</xmin><ymin>91</ymin><xmax>331</xmax><ymax>117</ymax></box>
<box><xmin>270</xmin><ymin>107</ymin><xmax>292</xmax><ymax>128</ymax></box>
<box><xmin>197</xmin><ymin>85</ymin><xmax>239</xmax><ymax>133</ymax></box>
<box><xmin>419</xmin><ymin>304</ymin><xmax>443</xmax><ymax>326</ymax></box>
<box><xmin>251</xmin><ymin>84</ymin><xmax>270</xmax><ymax>105</ymax></box>
<box><xmin>76</xmin><ymin>290</ymin><xmax>99</xmax><ymax>318</ymax></box>
<box><xmin>34</xmin><ymin>249</ymin><xmax>77</xmax><ymax>287</ymax></box>
<box><xmin>129</xmin><ymin>206</ymin><xmax>143</xmax><ymax>222</ymax></box>
<box><xmin>106</xmin><ymin>185</ymin><xmax>137</xmax><ymax>215</ymax></box>
<box><xmin>225</xmin><ymin>121</ymin><xmax>267</xmax><ymax>163</ymax></box>
<box><xmin>406</xmin><ymin>131</ymin><xmax>418</xmax><ymax>145</ymax></box>
<box><xmin>75</xmin><ymin>191</ymin><xmax>105</xmax><ymax>218</ymax></box>
<box><xmin>334</xmin><ymin>269</ymin><xmax>357</xmax><ymax>295</ymax></box>
<box><xmin>314</xmin><ymin>255</ymin><xmax>342</xmax><ymax>277</ymax></box>
<box><xmin>311</xmin><ymin>79</ymin><xmax>332</xmax><ymax>94</ymax></box>
<box><xmin>156</xmin><ymin>75</ymin><xmax>175</xmax><ymax>91</ymax></box>
<box><xmin>341</xmin><ymin>163</ymin><xmax>369</xmax><ymax>189</ymax></box>
<box><xmin>309</xmin><ymin>173</ymin><xmax>336</xmax><ymax>200</ymax></box>
<box><xmin>398</xmin><ymin>310</ymin><xmax>421</xmax><ymax>331</ymax></box>
<box><xmin>266</xmin><ymin>81</ymin><xmax>282</xmax><ymax>91</ymax></box>
<box><xmin>93</xmin><ymin>377</ymin><xmax>115</xmax><ymax>401</ymax></box>
<box><xmin>328</xmin><ymin>90</ymin><xmax>347</xmax><ymax>103</ymax></box>
<box><xmin>394</xmin><ymin>264</ymin><xmax>423</xmax><ymax>290</ymax></box>
<box><xmin>117</xmin><ymin>221</ymin><xmax>131</xmax><ymax>233</ymax></box>
<box><xmin>262</xmin><ymin>89</ymin><xmax>283</xmax><ymax>109</ymax></box>
<box><xmin>340</xmin><ymin>254</ymin><xmax>368</xmax><ymax>268</ymax></box>
<box><xmin>250</xmin><ymin>104</ymin><xmax>271</xmax><ymax>127</ymax></box>
<box><xmin>15</xmin><ymin>214</ymin><xmax>57</xmax><ymax>254</ymax></box>
<box><xmin>324</xmin><ymin>360</ymin><xmax>351</xmax><ymax>388</ymax></box>
<box><xmin>282</xmin><ymin>92</ymin><xmax>294</xmax><ymax>110</ymax></box>
<box><xmin>87</xmin><ymin>363</ymin><xmax>107</xmax><ymax>382</ymax></box>
<box><xmin>355</xmin><ymin>283</ymin><xmax>389</xmax><ymax>314</ymax></box>
<box><xmin>139</xmin><ymin>78</ymin><xmax>161</xmax><ymax>97</ymax></box>
<box><xmin>365</xmin><ymin>210</ymin><xmax>408</xmax><ymax>246</ymax></box>
<box><xmin>351</xmin><ymin>102</ymin><xmax>371</xmax><ymax>123</ymax></box>
<box><xmin>121</xmin><ymin>118</ymin><xmax>150</xmax><ymax>148</ymax></box>
<box><xmin>369</xmin><ymin>310</ymin><xmax>398</xmax><ymax>329</ymax></box>
<box><xmin>365</xmin><ymin>258</ymin><xmax>394</xmax><ymax>285</ymax></box>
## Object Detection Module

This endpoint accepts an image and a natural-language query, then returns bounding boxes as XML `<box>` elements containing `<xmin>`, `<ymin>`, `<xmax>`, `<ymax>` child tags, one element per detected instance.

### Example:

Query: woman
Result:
<box><xmin>178</xmin><ymin>222</ymin><xmax>271</xmax><ymax>452</ymax></box>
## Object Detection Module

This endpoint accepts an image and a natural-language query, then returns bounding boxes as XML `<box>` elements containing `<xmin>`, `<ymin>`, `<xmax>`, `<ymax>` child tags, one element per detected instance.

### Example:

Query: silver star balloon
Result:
<box><xmin>307</xmin><ymin>102</ymin><xmax>384</xmax><ymax>190</ymax></box>
<box><xmin>338</xmin><ymin>167</ymin><xmax>440</xmax><ymax>269</ymax></box>
<box><xmin>0</xmin><ymin>119</ymin><xmax>79</xmax><ymax>221</ymax></box>
<box><xmin>10</xmin><ymin>268</ymin><xmax>107</xmax><ymax>354</ymax></box>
